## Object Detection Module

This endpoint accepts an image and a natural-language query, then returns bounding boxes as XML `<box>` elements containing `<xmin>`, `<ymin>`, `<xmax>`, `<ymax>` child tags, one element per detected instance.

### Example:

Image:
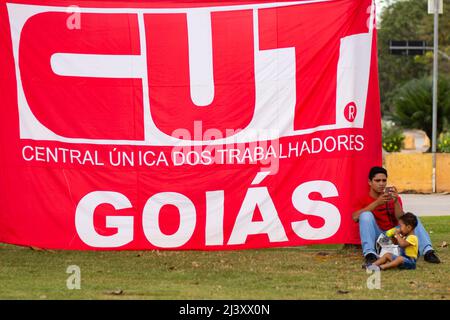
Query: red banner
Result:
<box><xmin>0</xmin><ymin>0</ymin><xmax>382</xmax><ymax>250</ymax></box>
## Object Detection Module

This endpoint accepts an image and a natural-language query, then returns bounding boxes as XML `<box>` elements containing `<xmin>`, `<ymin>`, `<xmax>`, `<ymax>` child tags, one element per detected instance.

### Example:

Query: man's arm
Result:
<box><xmin>390</xmin><ymin>187</ymin><xmax>404</xmax><ymax>219</ymax></box>
<box><xmin>352</xmin><ymin>194</ymin><xmax>390</xmax><ymax>222</ymax></box>
<box><xmin>352</xmin><ymin>203</ymin><xmax>377</xmax><ymax>222</ymax></box>
<box><xmin>393</xmin><ymin>200</ymin><xmax>404</xmax><ymax>219</ymax></box>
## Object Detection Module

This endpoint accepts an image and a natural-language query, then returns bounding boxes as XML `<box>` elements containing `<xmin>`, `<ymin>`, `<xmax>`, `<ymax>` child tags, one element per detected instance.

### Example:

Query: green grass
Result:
<box><xmin>0</xmin><ymin>216</ymin><xmax>449</xmax><ymax>300</ymax></box>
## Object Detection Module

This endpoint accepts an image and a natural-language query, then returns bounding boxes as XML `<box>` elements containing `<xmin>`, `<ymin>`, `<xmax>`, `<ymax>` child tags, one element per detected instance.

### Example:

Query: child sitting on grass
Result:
<box><xmin>367</xmin><ymin>212</ymin><xmax>418</xmax><ymax>271</ymax></box>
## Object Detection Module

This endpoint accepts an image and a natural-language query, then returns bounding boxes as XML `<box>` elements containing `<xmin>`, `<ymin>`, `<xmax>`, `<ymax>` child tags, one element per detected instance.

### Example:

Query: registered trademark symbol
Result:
<box><xmin>344</xmin><ymin>102</ymin><xmax>357</xmax><ymax>122</ymax></box>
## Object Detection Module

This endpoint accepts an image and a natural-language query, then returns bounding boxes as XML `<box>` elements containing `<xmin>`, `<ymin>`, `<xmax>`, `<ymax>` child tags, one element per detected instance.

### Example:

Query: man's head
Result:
<box><xmin>398</xmin><ymin>212</ymin><xmax>418</xmax><ymax>235</ymax></box>
<box><xmin>368</xmin><ymin>166</ymin><xmax>388</xmax><ymax>194</ymax></box>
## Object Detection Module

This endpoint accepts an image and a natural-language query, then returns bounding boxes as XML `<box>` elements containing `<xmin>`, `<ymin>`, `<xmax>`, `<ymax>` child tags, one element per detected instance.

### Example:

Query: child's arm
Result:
<box><xmin>394</xmin><ymin>232</ymin><xmax>411</xmax><ymax>248</ymax></box>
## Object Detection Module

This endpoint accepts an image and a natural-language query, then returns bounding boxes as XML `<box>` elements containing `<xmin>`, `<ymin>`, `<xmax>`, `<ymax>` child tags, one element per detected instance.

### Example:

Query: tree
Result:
<box><xmin>377</xmin><ymin>0</ymin><xmax>450</xmax><ymax>116</ymax></box>
<box><xmin>391</xmin><ymin>75</ymin><xmax>450</xmax><ymax>139</ymax></box>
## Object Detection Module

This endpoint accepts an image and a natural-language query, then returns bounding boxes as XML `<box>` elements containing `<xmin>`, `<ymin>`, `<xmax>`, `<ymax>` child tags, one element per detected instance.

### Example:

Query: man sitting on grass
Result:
<box><xmin>367</xmin><ymin>212</ymin><xmax>418</xmax><ymax>271</ymax></box>
<box><xmin>352</xmin><ymin>166</ymin><xmax>440</xmax><ymax>267</ymax></box>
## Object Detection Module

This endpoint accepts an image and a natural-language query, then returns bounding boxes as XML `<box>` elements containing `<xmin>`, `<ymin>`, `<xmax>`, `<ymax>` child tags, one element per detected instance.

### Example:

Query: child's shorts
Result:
<box><xmin>392</xmin><ymin>254</ymin><xmax>416</xmax><ymax>270</ymax></box>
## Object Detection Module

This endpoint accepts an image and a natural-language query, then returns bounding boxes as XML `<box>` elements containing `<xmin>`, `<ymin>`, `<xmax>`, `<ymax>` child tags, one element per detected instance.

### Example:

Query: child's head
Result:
<box><xmin>398</xmin><ymin>212</ymin><xmax>418</xmax><ymax>235</ymax></box>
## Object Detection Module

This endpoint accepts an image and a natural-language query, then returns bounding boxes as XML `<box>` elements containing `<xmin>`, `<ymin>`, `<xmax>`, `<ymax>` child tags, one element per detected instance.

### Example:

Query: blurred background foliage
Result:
<box><xmin>377</xmin><ymin>0</ymin><xmax>450</xmax><ymax>150</ymax></box>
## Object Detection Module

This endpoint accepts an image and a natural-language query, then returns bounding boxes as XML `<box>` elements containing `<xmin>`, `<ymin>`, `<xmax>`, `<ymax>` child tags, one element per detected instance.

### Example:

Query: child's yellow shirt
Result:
<box><xmin>404</xmin><ymin>235</ymin><xmax>418</xmax><ymax>259</ymax></box>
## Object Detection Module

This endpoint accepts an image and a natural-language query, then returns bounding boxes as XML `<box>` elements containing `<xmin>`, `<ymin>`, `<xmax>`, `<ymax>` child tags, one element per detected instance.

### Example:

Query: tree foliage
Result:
<box><xmin>391</xmin><ymin>75</ymin><xmax>450</xmax><ymax>139</ymax></box>
<box><xmin>377</xmin><ymin>0</ymin><xmax>450</xmax><ymax>115</ymax></box>
<box><xmin>438</xmin><ymin>131</ymin><xmax>450</xmax><ymax>152</ymax></box>
<box><xmin>382</xmin><ymin>120</ymin><xmax>405</xmax><ymax>152</ymax></box>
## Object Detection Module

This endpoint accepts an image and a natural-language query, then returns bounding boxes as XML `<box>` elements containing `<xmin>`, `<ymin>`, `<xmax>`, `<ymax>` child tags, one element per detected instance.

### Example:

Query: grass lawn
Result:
<box><xmin>0</xmin><ymin>216</ymin><xmax>449</xmax><ymax>300</ymax></box>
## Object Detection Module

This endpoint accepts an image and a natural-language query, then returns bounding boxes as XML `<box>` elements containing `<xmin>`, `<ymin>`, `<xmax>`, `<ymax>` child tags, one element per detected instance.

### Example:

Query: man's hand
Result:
<box><xmin>389</xmin><ymin>186</ymin><xmax>399</xmax><ymax>203</ymax></box>
<box><xmin>376</xmin><ymin>193</ymin><xmax>391</xmax><ymax>206</ymax></box>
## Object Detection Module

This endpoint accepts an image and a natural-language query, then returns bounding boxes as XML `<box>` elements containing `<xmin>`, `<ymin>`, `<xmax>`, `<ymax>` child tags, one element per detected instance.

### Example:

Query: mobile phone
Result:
<box><xmin>385</xmin><ymin>186</ymin><xmax>394</xmax><ymax>194</ymax></box>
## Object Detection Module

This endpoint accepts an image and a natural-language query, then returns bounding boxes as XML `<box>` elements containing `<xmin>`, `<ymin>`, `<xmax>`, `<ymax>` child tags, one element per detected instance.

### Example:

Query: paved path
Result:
<box><xmin>399</xmin><ymin>194</ymin><xmax>450</xmax><ymax>216</ymax></box>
